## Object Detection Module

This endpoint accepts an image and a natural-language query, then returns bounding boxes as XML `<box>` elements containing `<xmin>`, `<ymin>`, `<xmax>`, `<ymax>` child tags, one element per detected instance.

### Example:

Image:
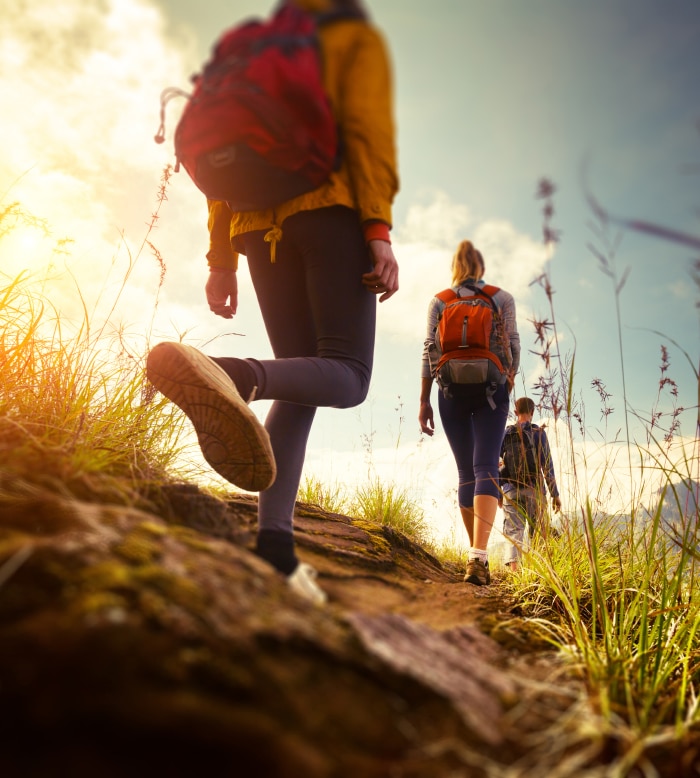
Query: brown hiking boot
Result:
<box><xmin>464</xmin><ymin>558</ymin><xmax>491</xmax><ymax>586</ymax></box>
<box><xmin>146</xmin><ymin>342</ymin><xmax>276</xmax><ymax>491</ymax></box>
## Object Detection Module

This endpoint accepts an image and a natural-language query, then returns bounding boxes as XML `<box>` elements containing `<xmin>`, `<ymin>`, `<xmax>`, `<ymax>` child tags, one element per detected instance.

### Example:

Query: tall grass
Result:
<box><xmin>297</xmin><ymin>395</ymin><xmax>435</xmax><ymax>548</ymax></box>
<box><xmin>512</xmin><ymin>479</ymin><xmax>699</xmax><ymax>746</ymax></box>
<box><xmin>348</xmin><ymin>477</ymin><xmax>431</xmax><ymax>545</ymax></box>
<box><xmin>0</xmin><ymin>270</ymin><xmax>188</xmax><ymax>500</ymax></box>
<box><xmin>0</xmin><ymin>176</ymin><xmax>190</xmax><ymax>504</ymax></box>
<box><xmin>298</xmin><ymin>473</ymin><xmax>432</xmax><ymax>547</ymax></box>
<box><xmin>297</xmin><ymin>474</ymin><xmax>348</xmax><ymax>515</ymax></box>
<box><xmin>501</xmin><ymin>176</ymin><xmax>700</xmax><ymax>763</ymax></box>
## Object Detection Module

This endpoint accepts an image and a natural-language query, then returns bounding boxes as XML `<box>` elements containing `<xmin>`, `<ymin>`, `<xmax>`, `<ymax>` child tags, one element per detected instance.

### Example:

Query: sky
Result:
<box><xmin>1</xmin><ymin>0</ymin><xmax>698</xmax><ymax>547</ymax></box>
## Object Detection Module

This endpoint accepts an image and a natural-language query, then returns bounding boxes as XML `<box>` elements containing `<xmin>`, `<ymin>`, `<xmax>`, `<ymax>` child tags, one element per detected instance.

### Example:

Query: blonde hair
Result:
<box><xmin>451</xmin><ymin>240</ymin><xmax>485</xmax><ymax>286</ymax></box>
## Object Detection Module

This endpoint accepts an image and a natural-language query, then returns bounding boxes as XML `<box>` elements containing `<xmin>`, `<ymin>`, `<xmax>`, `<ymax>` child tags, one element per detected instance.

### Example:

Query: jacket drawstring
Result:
<box><xmin>263</xmin><ymin>224</ymin><xmax>283</xmax><ymax>263</ymax></box>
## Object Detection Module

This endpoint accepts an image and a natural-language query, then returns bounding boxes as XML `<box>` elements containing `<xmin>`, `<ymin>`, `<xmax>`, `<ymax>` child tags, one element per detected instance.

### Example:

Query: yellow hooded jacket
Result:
<box><xmin>206</xmin><ymin>0</ymin><xmax>399</xmax><ymax>270</ymax></box>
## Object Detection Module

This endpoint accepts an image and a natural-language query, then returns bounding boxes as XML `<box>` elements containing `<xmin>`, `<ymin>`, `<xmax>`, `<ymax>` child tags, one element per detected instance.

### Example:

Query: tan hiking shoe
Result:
<box><xmin>146</xmin><ymin>342</ymin><xmax>276</xmax><ymax>491</ymax></box>
<box><xmin>464</xmin><ymin>558</ymin><xmax>491</xmax><ymax>586</ymax></box>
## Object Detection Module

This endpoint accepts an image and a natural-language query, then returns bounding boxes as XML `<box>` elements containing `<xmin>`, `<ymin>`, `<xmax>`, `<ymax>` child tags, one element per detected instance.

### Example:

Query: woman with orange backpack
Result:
<box><xmin>419</xmin><ymin>240</ymin><xmax>520</xmax><ymax>585</ymax></box>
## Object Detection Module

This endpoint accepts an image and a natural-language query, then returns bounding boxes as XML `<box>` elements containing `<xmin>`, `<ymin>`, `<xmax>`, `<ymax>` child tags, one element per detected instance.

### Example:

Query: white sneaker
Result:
<box><xmin>287</xmin><ymin>563</ymin><xmax>327</xmax><ymax>606</ymax></box>
<box><xmin>146</xmin><ymin>342</ymin><xmax>276</xmax><ymax>491</ymax></box>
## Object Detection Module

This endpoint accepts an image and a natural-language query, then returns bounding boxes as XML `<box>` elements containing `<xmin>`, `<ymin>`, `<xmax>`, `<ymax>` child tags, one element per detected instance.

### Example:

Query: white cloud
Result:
<box><xmin>0</xmin><ymin>0</ymin><xmax>206</xmax><ymax>339</ymax></box>
<box><xmin>472</xmin><ymin>219</ymin><xmax>549</xmax><ymax>298</ymax></box>
<box><xmin>395</xmin><ymin>189</ymin><xmax>472</xmax><ymax>249</ymax></box>
<box><xmin>378</xmin><ymin>191</ymin><xmax>551</xmax><ymax>342</ymax></box>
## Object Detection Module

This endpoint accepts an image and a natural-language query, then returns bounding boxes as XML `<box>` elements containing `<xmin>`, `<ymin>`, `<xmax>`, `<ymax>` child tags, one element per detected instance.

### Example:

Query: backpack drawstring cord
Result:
<box><xmin>154</xmin><ymin>87</ymin><xmax>192</xmax><ymax>171</ymax></box>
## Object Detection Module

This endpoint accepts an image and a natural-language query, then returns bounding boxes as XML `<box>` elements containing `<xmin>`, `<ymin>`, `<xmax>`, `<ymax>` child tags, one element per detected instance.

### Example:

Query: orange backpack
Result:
<box><xmin>431</xmin><ymin>284</ymin><xmax>508</xmax><ymax>399</ymax></box>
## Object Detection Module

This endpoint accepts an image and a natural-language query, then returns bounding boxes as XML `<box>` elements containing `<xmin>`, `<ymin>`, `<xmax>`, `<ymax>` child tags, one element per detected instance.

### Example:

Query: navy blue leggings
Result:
<box><xmin>241</xmin><ymin>206</ymin><xmax>376</xmax><ymax>533</ymax></box>
<box><xmin>438</xmin><ymin>384</ymin><xmax>510</xmax><ymax>506</ymax></box>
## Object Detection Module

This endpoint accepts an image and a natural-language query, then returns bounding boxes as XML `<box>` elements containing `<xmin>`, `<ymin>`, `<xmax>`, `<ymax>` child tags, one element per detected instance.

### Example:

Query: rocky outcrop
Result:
<box><xmin>0</xmin><ymin>480</ymin><xmax>612</xmax><ymax>776</ymax></box>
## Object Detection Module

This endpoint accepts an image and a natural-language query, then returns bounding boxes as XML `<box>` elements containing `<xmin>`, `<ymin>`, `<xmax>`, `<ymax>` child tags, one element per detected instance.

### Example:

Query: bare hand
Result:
<box><xmin>419</xmin><ymin>402</ymin><xmax>434</xmax><ymax>436</ymax></box>
<box><xmin>206</xmin><ymin>269</ymin><xmax>238</xmax><ymax>318</ymax></box>
<box><xmin>552</xmin><ymin>496</ymin><xmax>562</xmax><ymax>513</ymax></box>
<box><xmin>362</xmin><ymin>240</ymin><xmax>399</xmax><ymax>302</ymax></box>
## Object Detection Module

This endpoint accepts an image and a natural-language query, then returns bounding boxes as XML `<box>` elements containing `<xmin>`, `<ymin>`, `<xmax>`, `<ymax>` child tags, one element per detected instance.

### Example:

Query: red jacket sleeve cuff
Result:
<box><xmin>362</xmin><ymin>222</ymin><xmax>391</xmax><ymax>244</ymax></box>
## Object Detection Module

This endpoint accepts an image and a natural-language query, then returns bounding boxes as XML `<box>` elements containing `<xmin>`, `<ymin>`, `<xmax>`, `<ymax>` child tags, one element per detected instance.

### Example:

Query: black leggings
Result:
<box><xmin>438</xmin><ymin>384</ymin><xmax>510</xmax><ymax>506</ymax></box>
<box><xmin>241</xmin><ymin>206</ymin><xmax>376</xmax><ymax>533</ymax></box>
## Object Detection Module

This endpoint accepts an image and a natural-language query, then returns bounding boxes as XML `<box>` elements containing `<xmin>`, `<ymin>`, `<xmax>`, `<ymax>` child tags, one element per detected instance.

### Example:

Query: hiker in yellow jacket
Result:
<box><xmin>148</xmin><ymin>0</ymin><xmax>399</xmax><ymax>606</ymax></box>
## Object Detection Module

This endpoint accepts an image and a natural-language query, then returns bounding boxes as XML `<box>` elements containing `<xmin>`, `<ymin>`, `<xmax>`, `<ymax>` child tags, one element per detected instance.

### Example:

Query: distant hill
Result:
<box><xmin>657</xmin><ymin>478</ymin><xmax>699</xmax><ymax>526</ymax></box>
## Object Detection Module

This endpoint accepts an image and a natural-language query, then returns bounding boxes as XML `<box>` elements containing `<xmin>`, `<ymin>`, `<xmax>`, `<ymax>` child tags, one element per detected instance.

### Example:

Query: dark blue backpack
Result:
<box><xmin>500</xmin><ymin>424</ymin><xmax>539</xmax><ymax>487</ymax></box>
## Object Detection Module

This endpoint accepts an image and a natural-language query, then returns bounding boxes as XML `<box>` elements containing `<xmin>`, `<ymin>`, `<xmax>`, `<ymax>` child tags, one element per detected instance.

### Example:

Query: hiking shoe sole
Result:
<box><xmin>146</xmin><ymin>342</ymin><xmax>276</xmax><ymax>491</ymax></box>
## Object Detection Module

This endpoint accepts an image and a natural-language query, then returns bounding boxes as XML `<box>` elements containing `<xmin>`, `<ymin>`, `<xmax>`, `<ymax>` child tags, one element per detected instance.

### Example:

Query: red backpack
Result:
<box><xmin>431</xmin><ymin>284</ymin><xmax>508</xmax><ymax>401</ymax></box>
<box><xmin>154</xmin><ymin>4</ymin><xmax>351</xmax><ymax>211</ymax></box>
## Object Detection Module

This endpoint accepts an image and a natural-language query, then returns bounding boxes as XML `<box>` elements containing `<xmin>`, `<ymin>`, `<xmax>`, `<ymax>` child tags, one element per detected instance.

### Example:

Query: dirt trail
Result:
<box><xmin>292</xmin><ymin>502</ymin><xmax>531</xmax><ymax>642</ymax></box>
<box><xmin>2</xmin><ymin>480</ymin><xmax>689</xmax><ymax>775</ymax></box>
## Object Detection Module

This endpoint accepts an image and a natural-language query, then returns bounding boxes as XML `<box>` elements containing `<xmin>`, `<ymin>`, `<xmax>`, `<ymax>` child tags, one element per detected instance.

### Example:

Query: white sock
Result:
<box><xmin>468</xmin><ymin>547</ymin><xmax>488</xmax><ymax>565</ymax></box>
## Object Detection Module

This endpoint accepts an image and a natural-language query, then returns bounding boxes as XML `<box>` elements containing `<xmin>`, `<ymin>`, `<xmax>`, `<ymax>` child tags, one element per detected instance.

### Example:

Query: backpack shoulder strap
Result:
<box><xmin>462</xmin><ymin>283</ymin><xmax>500</xmax><ymax>312</ymax></box>
<box><xmin>435</xmin><ymin>288</ymin><xmax>458</xmax><ymax>304</ymax></box>
<box><xmin>501</xmin><ymin>424</ymin><xmax>515</xmax><ymax>447</ymax></box>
